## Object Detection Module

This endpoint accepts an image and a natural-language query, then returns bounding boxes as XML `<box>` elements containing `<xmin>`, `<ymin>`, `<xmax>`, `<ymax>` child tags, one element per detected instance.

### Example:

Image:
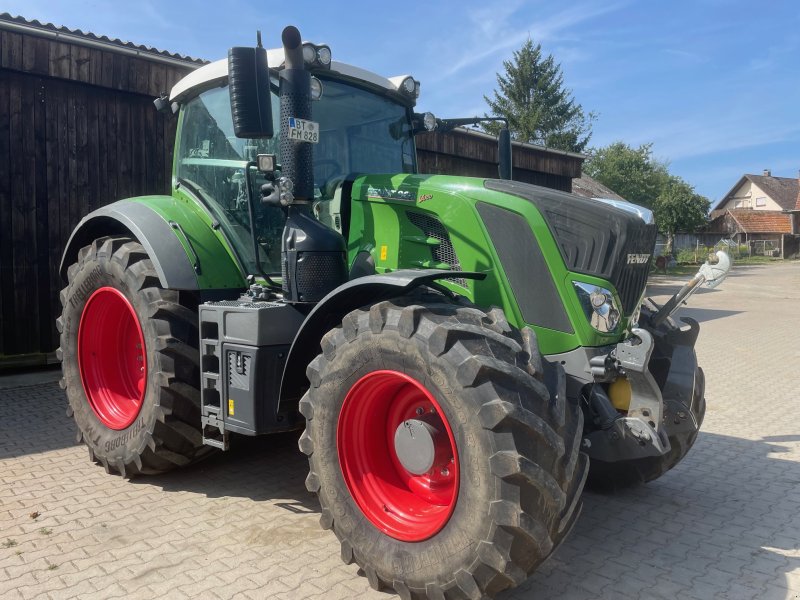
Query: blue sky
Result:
<box><xmin>5</xmin><ymin>0</ymin><xmax>799</xmax><ymax>202</ymax></box>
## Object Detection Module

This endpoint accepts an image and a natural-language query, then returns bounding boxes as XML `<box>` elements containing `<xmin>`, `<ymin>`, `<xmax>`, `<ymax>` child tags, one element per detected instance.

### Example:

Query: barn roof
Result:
<box><xmin>571</xmin><ymin>173</ymin><xmax>625</xmax><ymax>201</ymax></box>
<box><xmin>725</xmin><ymin>209</ymin><xmax>792</xmax><ymax>234</ymax></box>
<box><xmin>0</xmin><ymin>12</ymin><xmax>206</xmax><ymax>67</ymax></box>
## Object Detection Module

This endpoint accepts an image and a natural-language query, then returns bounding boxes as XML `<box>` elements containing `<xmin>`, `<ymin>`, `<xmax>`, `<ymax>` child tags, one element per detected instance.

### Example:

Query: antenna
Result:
<box><xmin>256</xmin><ymin>30</ymin><xmax>263</xmax><ymax>48</ymax></box>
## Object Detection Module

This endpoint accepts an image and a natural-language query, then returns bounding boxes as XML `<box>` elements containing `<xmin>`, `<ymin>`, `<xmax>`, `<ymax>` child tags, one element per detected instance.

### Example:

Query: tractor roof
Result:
<box><xmin>170</xmin><ymin>47</ymin><xmax>415</xmax><ymax>106</ymax></box>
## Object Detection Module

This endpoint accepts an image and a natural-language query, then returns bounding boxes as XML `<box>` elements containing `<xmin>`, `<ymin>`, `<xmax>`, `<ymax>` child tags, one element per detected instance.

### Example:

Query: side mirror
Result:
<box><xmin>228</xmin><ymin>32</ymin><xmax>274</xmax><ymax>139</ymax></box>
<box><xmin>498</xmin><ymin>128</ymin><xmax>512</xmax><ymax>180</ymax></box>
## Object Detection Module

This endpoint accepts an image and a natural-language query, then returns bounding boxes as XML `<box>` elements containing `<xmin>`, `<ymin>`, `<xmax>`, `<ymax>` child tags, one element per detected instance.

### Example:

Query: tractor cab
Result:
<box><xmin>167</xmin><ymin>46</ymin><xmax>421</xmax><ymax>278</ymax></box>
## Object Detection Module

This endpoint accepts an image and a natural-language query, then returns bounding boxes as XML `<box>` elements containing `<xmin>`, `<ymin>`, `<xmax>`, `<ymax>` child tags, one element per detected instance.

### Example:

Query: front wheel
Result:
<box><xmin>299</xmin><ymin>292</ymin><xmax>587</xmax><ymax>598</ymax></box>
<box><xmin>57</xmin><ymin>236</ymin><xmax>211</xmax><ymax>476</ymax></box>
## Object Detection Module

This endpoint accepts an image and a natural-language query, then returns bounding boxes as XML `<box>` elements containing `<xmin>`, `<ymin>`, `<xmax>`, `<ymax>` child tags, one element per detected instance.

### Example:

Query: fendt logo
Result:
<box><xmin>627</xmin><ymin>253</ymin><xmax>651</xmax><ymax>265</ymax></box>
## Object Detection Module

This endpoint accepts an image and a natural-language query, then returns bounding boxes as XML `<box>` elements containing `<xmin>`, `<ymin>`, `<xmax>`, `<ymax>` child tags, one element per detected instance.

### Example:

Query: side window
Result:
<box><xmin>177</xmin><ymin>86</ymin><xmax>283</xmax><ymax>273</ymax></box>
<box><xmin>177</xmin><ymin>86</ymin><xmax>279</xmax><ymax>201</ymax></box>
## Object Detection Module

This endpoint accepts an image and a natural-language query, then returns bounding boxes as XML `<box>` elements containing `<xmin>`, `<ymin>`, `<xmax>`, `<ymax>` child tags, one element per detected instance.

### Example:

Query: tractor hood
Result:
<box><xmin>484</xmin><ymin>179</ymin><xmax>657</xmax><ymax>315</ymax></box>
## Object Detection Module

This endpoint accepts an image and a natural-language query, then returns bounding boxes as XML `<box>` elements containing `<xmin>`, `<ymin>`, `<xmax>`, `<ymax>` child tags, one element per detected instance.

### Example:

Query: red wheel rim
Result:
<box><xmin>78</xmin><ymin>287</ymin><xmax>146</xmax><ymax>430</ymax></box>
<box><xmin>337</xmin><ymin>370</ymin><xmax>459</xmax><ymax>542</ymax></box>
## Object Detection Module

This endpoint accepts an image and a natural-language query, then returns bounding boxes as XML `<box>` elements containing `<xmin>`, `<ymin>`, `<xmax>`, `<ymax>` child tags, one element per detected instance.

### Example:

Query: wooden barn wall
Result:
<box><xmin>0</xmin><ymin>29</ymin><xmax>194</xmax><ymax>362</ymax></box>
<box><xmin>416</xmin><ymin>129</ymin><xmax>582</xmax><ymax>193</ymax></box>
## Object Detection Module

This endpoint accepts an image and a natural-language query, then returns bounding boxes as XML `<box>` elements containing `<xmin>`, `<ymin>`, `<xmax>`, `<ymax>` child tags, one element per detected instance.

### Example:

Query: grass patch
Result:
<box><xmin>38</xmin><ymin>527</ymin><xmax>53</xmax><ymax>536</ymax></box>
<box><xmin>45</xmin><ymin>560</ymin><xmax>58</xmax><ymax>571</ymax></box>
<box><xmin>732</xmin><ymin>255</ymin><xmax>781</xmax><ymax>265</ymax></box>
<box><xmin>2</xmin><ymin>539</ymin><xmax>18</xmax><ymax>548</ymax></box>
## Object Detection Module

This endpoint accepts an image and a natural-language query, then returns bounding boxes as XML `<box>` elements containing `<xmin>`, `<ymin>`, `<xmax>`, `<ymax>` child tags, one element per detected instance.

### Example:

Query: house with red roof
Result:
<box><xmin>707</xmin><ymin>170</ymin><xmax>800</xmax><ymax>257</ymax></box>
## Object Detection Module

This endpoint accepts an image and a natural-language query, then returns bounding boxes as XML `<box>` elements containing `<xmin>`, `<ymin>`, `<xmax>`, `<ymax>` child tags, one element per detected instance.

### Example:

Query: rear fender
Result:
<box><xmin>278</xmin><ymin>269</ymin><xmax>486</xmax><ymax>403</ymax></box>
<box><xmin>59</xmin><ymin>197</ymin><xmax>245</xmax><ymax>291</ymax></box>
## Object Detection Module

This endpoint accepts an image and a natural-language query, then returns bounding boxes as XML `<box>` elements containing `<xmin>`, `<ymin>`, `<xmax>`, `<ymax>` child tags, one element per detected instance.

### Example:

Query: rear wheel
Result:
<box><xmin>57</xmin><ymin>236</ymin><xmax>211</xmax><ymax>476</ymax></box>
<box><xmin>299</xmin><ymin>291</ymin><xmax>587</xmax><ymax>599</ymax></box>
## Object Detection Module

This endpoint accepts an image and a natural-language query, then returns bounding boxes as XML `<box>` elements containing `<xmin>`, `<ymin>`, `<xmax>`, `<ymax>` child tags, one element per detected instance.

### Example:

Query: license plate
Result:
<box><xmin>287</xmin><ymin>117</ymin><xmax>319</xmax><ymax>143</ymax></box>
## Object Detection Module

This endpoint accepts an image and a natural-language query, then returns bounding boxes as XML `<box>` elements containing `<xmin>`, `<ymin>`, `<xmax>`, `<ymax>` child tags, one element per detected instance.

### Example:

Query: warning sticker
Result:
<box><xmin>287</xmin><ymin>117</ymin><xmax>319</xmax><ymax>143</ymax></box>
<box><xmin>228</xmin><ymin>398</ymin><xmax>235</xmax><ymax>416</ymax></box>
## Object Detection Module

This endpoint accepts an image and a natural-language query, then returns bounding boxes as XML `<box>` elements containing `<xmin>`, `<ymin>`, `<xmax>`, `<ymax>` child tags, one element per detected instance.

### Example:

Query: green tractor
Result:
<box><xmin>57</xmin><ymin>25</ymin><xmax>729</xmax><ymax>599</ymax></box>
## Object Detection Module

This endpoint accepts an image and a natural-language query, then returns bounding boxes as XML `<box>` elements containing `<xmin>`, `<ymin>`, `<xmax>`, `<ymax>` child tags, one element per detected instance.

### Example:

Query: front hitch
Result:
<box><xmin>616</xmin><ymin>328</ymin><xmax>670</xmax><ymax>453</ymax></box>
<box><xmin>586</xmin><ymin>328</ymin><xmax>671</xmax><ymax>461</ymax></box>
<box><xmin>651</xmin><ymin>250</ymin><xmax>731</xmax><ymax>326</ymax></box>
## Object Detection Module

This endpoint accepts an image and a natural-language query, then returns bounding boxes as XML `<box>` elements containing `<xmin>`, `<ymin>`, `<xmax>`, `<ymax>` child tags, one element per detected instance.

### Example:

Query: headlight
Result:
<box><xmin>573</xmin><ymin>282</ymin><xmax>621</xmax><ymax>333</ymax></box>
<box><xmin>401</xmin><ymin>76</ymin><xmax>416</xmax><ymax>94</ymax></box>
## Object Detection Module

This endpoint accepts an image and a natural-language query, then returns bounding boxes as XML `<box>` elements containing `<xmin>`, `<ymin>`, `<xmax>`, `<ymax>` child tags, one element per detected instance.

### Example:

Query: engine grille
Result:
<box><xmin>611</xmin><ymin>223</ymin><xmax>657</xmax><ymax>313</ymax></box>
<box><xmin>406</xmin><ymin>211</ymin><xmax>467</xmax><ymax>287</ymax></box>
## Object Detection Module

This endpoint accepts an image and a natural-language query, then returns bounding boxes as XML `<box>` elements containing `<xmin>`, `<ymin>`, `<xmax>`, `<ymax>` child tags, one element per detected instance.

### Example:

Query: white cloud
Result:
<box><xmin>442</xmin><ymin>1</ymin><xmax>629</xmax><ymax>78</ymax></box>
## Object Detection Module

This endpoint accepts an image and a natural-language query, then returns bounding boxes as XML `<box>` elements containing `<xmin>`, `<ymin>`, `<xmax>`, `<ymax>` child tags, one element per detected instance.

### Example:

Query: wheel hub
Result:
<box><xmin>393</xmin><ymin>418</ymin><xmax>449</xmax><ymax>475</ymax></box>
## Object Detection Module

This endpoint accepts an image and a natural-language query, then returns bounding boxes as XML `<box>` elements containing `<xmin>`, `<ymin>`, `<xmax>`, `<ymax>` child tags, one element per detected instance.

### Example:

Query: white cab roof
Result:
<box><xmin>170</xmin><ymin>47</ymin><xmax>414</xmax><ymax>105</ymax></box>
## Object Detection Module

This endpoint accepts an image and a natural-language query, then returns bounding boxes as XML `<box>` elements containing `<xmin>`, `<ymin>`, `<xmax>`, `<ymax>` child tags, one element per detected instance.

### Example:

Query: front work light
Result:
<box><xmin>573</xmin><ymin>282</ymin><xmax>621</xmax><ymax>333</ymax></box>
<box><xmin>310</xmin><ymin>76</ymin><xmax>323</xmax><ymax>100</ymax></box>
<box><xmin>316</xmin><ymin>45</ymin><xmax>331</xmax><ymax>66</ymax></box>
<box><xmin>301</xmin><ymin>43</ymin><xmax>332</xmax><ymax>69</ymax></box>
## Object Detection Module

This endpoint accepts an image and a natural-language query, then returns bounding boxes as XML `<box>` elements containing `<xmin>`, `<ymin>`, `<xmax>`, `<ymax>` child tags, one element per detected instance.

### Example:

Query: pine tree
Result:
<box><xmin>483</xmin><ymin>39</ymin><xmax>595</xmax><ymax>153</ymax></box>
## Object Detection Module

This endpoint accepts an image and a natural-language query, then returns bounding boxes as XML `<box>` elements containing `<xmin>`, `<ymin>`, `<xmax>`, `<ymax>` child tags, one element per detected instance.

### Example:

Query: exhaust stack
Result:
<box><xmin>278</xmin><ymin>26</ymin><xmax>348</xmax><ymax>303</ymax></box>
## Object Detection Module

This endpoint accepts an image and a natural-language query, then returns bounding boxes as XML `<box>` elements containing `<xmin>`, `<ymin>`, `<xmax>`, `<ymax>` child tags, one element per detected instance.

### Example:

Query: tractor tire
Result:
<box><xmin>586</xmin><ymin>308</ymin><xmax>706</xmax><ymax>490</ymax></box>
<box><xmin>57</xmin><ymin>236</ymin><xmax>211</xmax><ymax>476</ymax></box>
<box><xmin>298</xmin><ymin>291</ymin><xmax>588</xmax><ymax>599</ymax></box>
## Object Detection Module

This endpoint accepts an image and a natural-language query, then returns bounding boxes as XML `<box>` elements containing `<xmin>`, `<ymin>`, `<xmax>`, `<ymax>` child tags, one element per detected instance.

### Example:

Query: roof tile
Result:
<box><xmin>743</xmin><ymin>174</ymin><xmax>798</xmax><ymax>211</ymax></box>
<box><xmin>727</xmin><ymin>209</ymin><xmax>792</xmax><ymax>234</ymax></box>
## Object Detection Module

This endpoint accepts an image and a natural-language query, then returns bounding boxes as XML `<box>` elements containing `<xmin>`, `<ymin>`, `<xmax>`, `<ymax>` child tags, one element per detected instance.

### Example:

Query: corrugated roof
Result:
<box><xmin>0</xmin><ymin>13</ymin><xmax>206</xmax><ymax>65</ymax></box>
<box><xmin>727</xmin><ymin>209</ymin><xmax>792</xmax><ymax>234</ymax></box>
<box><xmin>714</xmin><ymin>173</ymin><xmax>800</xmax><ymax>211</ymax></box>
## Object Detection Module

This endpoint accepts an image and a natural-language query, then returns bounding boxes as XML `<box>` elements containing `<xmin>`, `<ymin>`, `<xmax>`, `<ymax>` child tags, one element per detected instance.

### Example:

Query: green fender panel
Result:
<box><xmin>59</xmin><ymin>196</ymin><xmax>246</xmax><ymax>291</ymax></box>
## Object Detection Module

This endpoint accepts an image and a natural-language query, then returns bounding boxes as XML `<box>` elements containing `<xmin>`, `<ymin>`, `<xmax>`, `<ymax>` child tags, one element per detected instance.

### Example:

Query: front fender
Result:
<box><xmin>278</xmin><ymin>269</ymin><xmax>487</xmax><ymax>403</ymax></box>
<box><xmin>59</xmin><ymin>197</ymin><xmax>245</xmax><ymax>291</ymax></box>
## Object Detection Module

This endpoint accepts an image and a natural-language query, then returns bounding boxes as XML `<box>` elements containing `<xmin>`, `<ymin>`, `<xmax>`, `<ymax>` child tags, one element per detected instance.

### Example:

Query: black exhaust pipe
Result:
<box><xmin>278</xmin><ymin>26</ymin><xmax>348</xmax><ymax>303</ymax></box>
<box><xmin>279</xmin><ymin>26</ymin><xmax>313</xmax><ymax>202</ymax></box>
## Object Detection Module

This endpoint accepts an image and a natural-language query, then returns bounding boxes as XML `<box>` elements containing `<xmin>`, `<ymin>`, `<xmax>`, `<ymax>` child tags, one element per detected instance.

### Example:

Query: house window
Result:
<box><xmin>755</xmin><ymin>196</ymin><xmax>767</xmax><ymax>207</ymax></box>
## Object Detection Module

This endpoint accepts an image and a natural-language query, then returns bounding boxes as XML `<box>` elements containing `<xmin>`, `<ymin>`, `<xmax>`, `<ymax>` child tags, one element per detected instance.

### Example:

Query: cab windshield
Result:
<box><xmin>176</xmin><ymin>77</ymin><xmax>415</xmax><ymax>275</ymax></box>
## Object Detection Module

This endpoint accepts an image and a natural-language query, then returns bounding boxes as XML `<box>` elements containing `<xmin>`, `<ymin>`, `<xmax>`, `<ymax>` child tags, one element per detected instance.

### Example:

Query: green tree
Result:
<box><xmin>585</xmin><ymin>141</ymin><xmax>710</xmax><ymax>253</ymax></box>
<box><xmin>483</xmin><ymin>39</ymin><xmax>596</xmax><ymax>153</ymax></box>
<box><xmin>654</xmin><ymin>177</ymin><xmax>711</xmax><ymax>254</ymax></box>
<box><xmin>583</xmin><ymin>142</ymin><xmax>670</xmax><ymax>207</ymax></box>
